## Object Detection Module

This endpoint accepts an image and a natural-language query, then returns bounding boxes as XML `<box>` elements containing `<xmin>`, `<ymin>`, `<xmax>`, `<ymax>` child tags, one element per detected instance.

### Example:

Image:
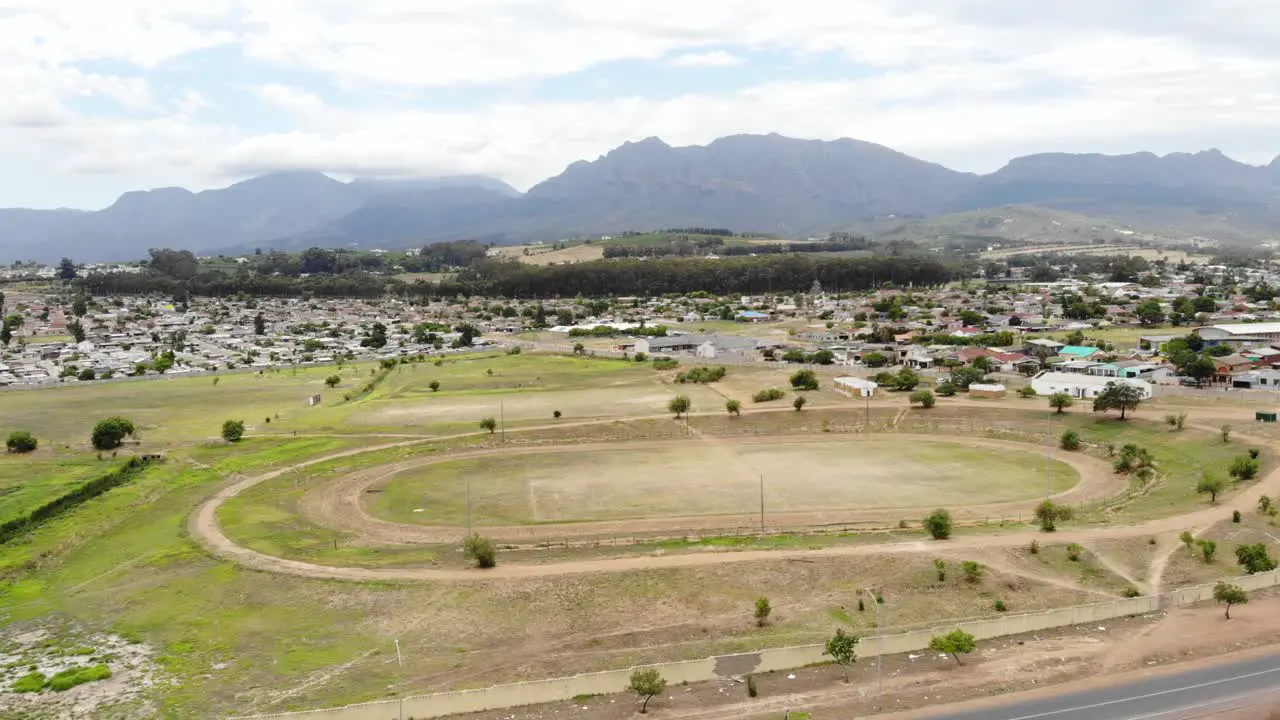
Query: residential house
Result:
<box><xmin>1212</xmin><ymin>354</ymin><xmax>1255</xmax><ymax>384</ymax></box>
<box><xmin>1030</xmin><ymin>372</ymin><xmax>1154</xmax><ymax>400</ymax></box>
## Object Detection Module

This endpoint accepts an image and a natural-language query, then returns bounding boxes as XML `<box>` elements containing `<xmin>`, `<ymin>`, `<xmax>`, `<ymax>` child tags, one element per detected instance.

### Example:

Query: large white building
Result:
<box><xmin>1030</xmin><ymin>372</ymin><xmax>1154</xmax><ymax>400</ymax></box>
<box><xmin>1198</xmin><ymin>323</ymin><xmax>1280</xmax><ymax>347</ymax></box>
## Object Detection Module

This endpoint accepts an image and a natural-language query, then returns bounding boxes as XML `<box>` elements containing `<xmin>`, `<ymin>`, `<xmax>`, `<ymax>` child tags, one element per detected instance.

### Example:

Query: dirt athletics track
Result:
<box><xmin>189</xmin><ymin>410</ymin><xmax>1280</xmax><ymax>583</ymax></box>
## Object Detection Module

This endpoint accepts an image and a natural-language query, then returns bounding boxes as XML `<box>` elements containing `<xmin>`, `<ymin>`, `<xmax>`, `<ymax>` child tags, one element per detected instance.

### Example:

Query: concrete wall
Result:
<box><xmin>230</xmin><ymin>572</ymin><xmax>1280</xmax><ymax>720</ymax></box>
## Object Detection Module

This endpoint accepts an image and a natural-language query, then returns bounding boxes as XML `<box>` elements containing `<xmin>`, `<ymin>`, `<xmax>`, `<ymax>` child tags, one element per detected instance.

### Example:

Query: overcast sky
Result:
<box><xmin>3</xmin><ymin>0</ymin><xmax>1279</xmax><ymax>209</ymax></box>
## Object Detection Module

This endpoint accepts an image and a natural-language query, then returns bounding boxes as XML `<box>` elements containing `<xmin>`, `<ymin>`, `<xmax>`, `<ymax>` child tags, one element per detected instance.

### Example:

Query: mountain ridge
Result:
<box><xmin>1</xmin><ymin>136</ymin><xmax>1277</xmax><ymax>263</ymax></box>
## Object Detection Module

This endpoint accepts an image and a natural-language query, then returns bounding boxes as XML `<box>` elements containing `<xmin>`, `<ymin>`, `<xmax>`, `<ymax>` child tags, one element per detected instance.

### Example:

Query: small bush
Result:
<box><xmin>993</xmin><ymin>599</ymin><xmax>1007</xmax><ymax>612</ymax></box>
<box><xmin>5</xmin><ymin>430</ymin><xmax>38</xmax><ymax>454</ymax></box>
<box><xmin>553</xmin><ymin>410</ymin><xmax>562</xmax><ymax>419</ymax></box>
<box><xmin>1066</xmin><ymin>543</ymin><xmax>1083</xmax><ymax>561</ymax></box>
<box><xmin>1233</xmin><ymin>509</ymin><xmax>1243</xmax><ymax>523</ymax></box>
<box><xmin>789</xmin><ymin>369</ymin><xmax>819</xmax><ymax>391</ymax></box>
<box><xmin>634</xmin><ymin>352</ymin><xmax>648</xmax><ymax>362</ymax></box>
<box><xmin>221</xmin><ymin>419</ymin><xmax>245</xmax><ymax>443</ymax></box>
<box><xmin>923</xmin><ymin>509</ymin><xmax>953</xmax><ymax>540</ymax></box>
<box><xmin>48</xmin><ymin>665</ymin><xmax>111</xmax><ymax>692</ymax></box>
<box><xmin>1060</xmin><ymin>430</ymin><xmax>1080</xmax><ymax>451</ymax></box>
<box><xmin>1029</xmin><ymin>538</ymin><xmax>1040</xmax><ymax>555</ymax></box>
<box><xmin>746</xmin><ymin>674</ymin><xmax>758</xmax><ymax>698</ymax></box>
<box><xmin>1123</xmin><ymin>587</ymin><xmax>1142</xmax><ymax>598</ymax></box>
<box><xmin>1249</xmin><ymin>448</ymin><xmax>1261</xmax><ymax>460</ymax></box>
<box><xmin>752</xmin><ymin>388</ymin><xmax>786</xmax><ymax>403</ymax></box>
<box><xmin>962</xmin><ymin>561</ymin><xmax>984</xmax><ymax>583</ymax></box>
<box><xmin>792</xmin><ymin>396</ymin><xmax>808</xmax><ymax>412</ymax></box>
<box><xmin>463</xmin><ymin>535</ymin><xmax>498</xmax><ymax>568</ymax></box>
<box><xmin>12</xmin><ymin>671</ymin><xmax>46</xmax><ymax>693</ymax></box>
<box><xmin>675</xmin><ymin>366</ymin><xmax>727</xmax><ymax>384</ymax></box>
<box><xmin>1018</xmin><ymin>387</ymin><xmax>1037</xmax><ymax>398</ymax></box>
<box><xmin>652</xmin><ymin>358</ymin><xmax>680</xmax><ymax>371</ymax></box>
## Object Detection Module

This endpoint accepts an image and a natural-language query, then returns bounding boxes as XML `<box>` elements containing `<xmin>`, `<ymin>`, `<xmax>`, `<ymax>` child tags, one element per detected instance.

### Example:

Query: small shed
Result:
<box><xmin>1256</xmin><ymin>410</ymin><xmax>1278</xmax><ymax>423</ymax></box>
<box><xmin>969</xmin><ymin>383</ymin><xmax>1008</xmax><ymax>399</ymax></box>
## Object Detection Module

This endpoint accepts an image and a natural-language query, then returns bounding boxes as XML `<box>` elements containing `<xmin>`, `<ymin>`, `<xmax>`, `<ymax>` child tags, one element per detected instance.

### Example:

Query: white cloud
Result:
<box><xmin>2</xmin><ymin>0</ymin><xmax>1280</xmax><ymax>208</ymax></box>
<box><xmin>668</xmin><ymin>50</ymin><xmax>744</xmax><ymax>68</ymax></box>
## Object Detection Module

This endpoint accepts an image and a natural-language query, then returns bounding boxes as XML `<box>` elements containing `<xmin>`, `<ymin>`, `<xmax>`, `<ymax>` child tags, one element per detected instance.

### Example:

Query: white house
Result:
<box><xmin>834</xmin><ymin>376</ymin><xmax>878</xmax><ymax>398</ymax></box>
<box><xmin>1030</xmin><ymin>372</ymin><xmax>1154</xmax><ymax>400</ymax></box>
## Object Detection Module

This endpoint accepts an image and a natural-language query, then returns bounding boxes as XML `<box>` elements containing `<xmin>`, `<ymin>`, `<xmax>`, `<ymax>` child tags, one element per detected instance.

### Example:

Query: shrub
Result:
<box><xmin>1221</xmin><ymin>424</ymin><xmax>1233</xmax><ymax>443</ymax></box>
<box><xmin>962</xmin><ymin>561</ymin><xmax>984</xmax><ymax>583</ymax></box>
<box><xmin>221</xmin><ymin>419</ymin><xmax>245</xmax><ymax>443</ymax></box>
<box><xmin>90</xmin><ymin>417</ymin><xmax>136</xmax><ymax>451</ymax></box>
<box><xmin>993</xmin><ymin>599</ymin><xmax>1008</xmax><ymax>612</ymax></box>
<box><xmin>1035</xmin><ymin>500</ymin><xmax>1073</xmax><ymax>532</ymax></box>
<box><xmin>754</xmin><ymin>597</ymin><xmax>772</xmax><ymax>627</ymax></box>
<box><xmin>790</xmin><ymin>369</ymin><xmax>819</xmax><ymax>391</ymax></box>
<box><xmin>634</xmin><ymin>352</ymin><xmax>648</xmax><ymax>362</ymax></box>
<box><xmin>1066</xmin><ymin>543</ymin><xmax>1083</xmax><ymax>561</ymax></box>
<box><xmin>792</xmin><ymin>396</ymin><xmax>807</xmax><ymax>412</ymax></box>
<box><xmin>1123</xmin><ymin>587</ymin><xmax>1142</xmax><ymax>598</ymax></box>
<box><xmin>1249</xmin><ymin>448</ymin><xmax>1261</xmax><ymax>460</ymax></box>
<box><xmin>1060</xmin><ymin>430</ymin><xmax>1080</xmax><ymax>451</ymax></box>
<box><xmin>935</xmin><ymin>381</ymin><xmax>958</xmax><ymax>397</ymax></box>
<box><xmin>923</xmin><ymin>509</ymin><xmax>953</xmax><ymax>540</ymax></box>
<box><xmin>1236</xmin><ymin>543</ymin><xmax>1277</xmax><ymax>574</ymax></box>
<box><xmin>479</xmin><ymin>417</ymin><xmax>497</xmax><ymax>434</ymax></box>
<box><xmin>553</xmin><ymin>410</ymin><xmax>562</xmax><ymax>419</ymax></box>
<box><xmin>1028</xmin><ymin>538</ymin><xmax>1039</xmax><ymax>555</ymax></box>
<box><xmin>463</xmin><ymin>535</ymin><xmax>498</xmax><ymax>568</ymax></box>
<box><xmin>1229</xmin><ymin>456</ymin><xmax>1260</xmax><ymax>481</ymax></box>
<box><xmin>675</xmin><ymin>366</ymin><xmax>727</xmax><ymax>384</ymax></box>
<box><xmin>429</xmin><ymin>380</ymin><xmax>440</xmax><ymax>392</ymax></box>
<box><xmin>1018</xmin><ymin>386</ymin><xmax>1037</xmax><ymax>398</ymax></box>
<box><xmin>746</xmin><ymin>674</ymin><xmax>758</xmax><ymax>698</ymax></box>
<box><xmin>909</xmin><ymin>390</ymin><xmax>936</xmax><ymax>409</ymax></box>
<box><xmin>48</xmin><ymin>665</ymin><xmax>111</xmax><ymax>692</ymax></box>
<box><xmin>725</xmin><ymin>399</ymin><xmax>742</xmax><ymax>417</ymax></box>
<box><xmin>506</xmin><ymin>346</ymin><xmax>521</xmax><ymax>355</ymax></box>
<box><xmin>652</xmin><ymin>358</ymin><xmax>680</xmax><ymax>371</ymax></box>
<box><xmin>5</xmin><ymin>430</ymin><xmax>37</xmax><ymax>454</ymax></box>
<box><xmin>1233</xmin><ymin>509</ymin><xmax>1243</xmax><ymax>523</ymax></box>
<box><xmin>325</xmin><ymin>375</ymin><xmax>341</xmax><ymax>388</ymax></box>
<box><xmin>669</xmin><ymin>394</ymin><xmax>692</xmax><ymax>418</ymax></box>
<box><xmin>1259</xmin><ymin>495</ymin><xmax>1274</xmax><ymax>515</ymax></box>
<box><xmin>1197</xmin><ymin>538</ymin><xmax>1218</xmax><ymax>563</ymax></box>
<box><xmin>752</xmin><ymin>388</ymin><xmax>786</xmax><ymax>403</ymax></box>
<box><xmin>934</xmin><ymin>558</ymin><xmax>947</xmax><ymax>581</ymax></box>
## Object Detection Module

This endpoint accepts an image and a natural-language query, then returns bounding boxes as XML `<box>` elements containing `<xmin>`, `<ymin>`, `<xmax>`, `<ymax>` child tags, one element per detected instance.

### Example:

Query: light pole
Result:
<box><xmin>1045</xmin><ymin>409</ymin><xmax>1053</xmax><ymax>498</ymax></box>
<box><xmin>759</xmin><ymin>474</ymin><xmax>765</xmax><ymax>534</ymax></box>
<box><xmin>466</xmin><ymin>477</ymin><xmax>472</xmax><ymax>536</ymax></box>
<box><xmin>861</xmin><ymin>588</ymin><xmax>883</xmax><ymax>710</ymax></box>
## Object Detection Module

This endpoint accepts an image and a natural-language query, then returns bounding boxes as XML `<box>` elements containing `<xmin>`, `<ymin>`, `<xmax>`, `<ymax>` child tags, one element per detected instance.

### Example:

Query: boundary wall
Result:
<box><xmin>230</xmin><ymin>571</ymin><xmax>1280</xmax><ymax>720</ymax></box>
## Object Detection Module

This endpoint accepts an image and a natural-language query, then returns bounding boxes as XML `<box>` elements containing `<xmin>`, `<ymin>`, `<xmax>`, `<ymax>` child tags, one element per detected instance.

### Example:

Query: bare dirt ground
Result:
<box><xmin>447</xmin><ymin>592</ymin><xmax>1280</xmax><ymax>720</ymax></box>
<box><xmin>297</xmin><ymin>434</ymin><xmax>1113</xmax><ymax>545</ymax></box>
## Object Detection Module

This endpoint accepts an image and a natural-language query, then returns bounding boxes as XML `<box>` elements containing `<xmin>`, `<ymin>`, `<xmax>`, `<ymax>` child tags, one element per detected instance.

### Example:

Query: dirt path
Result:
<box><xmin>189</xmin><ymin>407</ymin><xmax>1280</xmax><ymax>583</ymax></box>
<box><xmin>299</xmin><ymin>434</ymin><xmax>1119</xmax><ymax>545</ymax></box>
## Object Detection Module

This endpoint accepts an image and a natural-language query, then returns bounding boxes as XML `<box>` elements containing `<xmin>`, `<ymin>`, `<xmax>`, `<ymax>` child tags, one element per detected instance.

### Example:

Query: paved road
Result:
<box><xmin>923</xmin><ymin>652</ymin><xmax>1280</xmax><ymax>719</ymax></box>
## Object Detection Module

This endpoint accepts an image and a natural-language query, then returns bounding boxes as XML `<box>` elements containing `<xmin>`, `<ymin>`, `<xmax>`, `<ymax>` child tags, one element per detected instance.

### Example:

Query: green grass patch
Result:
<box><xmin>0</xmin><ymin>456</ymin><xmax>105</xmax><ymax>526</ymax></box>
<box><xmin>0</xmin><ymin>456</ymin><xmax>160</xmax><ymax>545</ymax></box>
<box><xmin>11</xmin><ymin>671</ymin><xmax>46</xmax><ymax>693</ymax></box>
<box><xmin>48</xmin><ymin>664</ymin><xmax>111</xmax><ymax>692</ymax></box>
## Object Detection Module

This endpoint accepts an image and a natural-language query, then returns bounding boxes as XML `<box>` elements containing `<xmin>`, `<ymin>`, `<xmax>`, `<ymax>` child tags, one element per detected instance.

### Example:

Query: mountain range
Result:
<box><xmin>2</xmin><ymin>134</ymin><xmax>1279</xmax><ymax>263</ymax></box>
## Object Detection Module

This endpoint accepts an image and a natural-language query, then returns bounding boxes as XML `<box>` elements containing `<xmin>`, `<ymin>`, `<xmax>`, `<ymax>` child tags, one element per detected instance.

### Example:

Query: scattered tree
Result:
<box><xmin>923</xmin><ymin>509</ymin><xmax>953</xmax><ymax>540</ymax></box>
<box><xmin>1230</xmin><ymin>456</ymin><xmax>1260</xmax><ymax>481</ymax></box>
<box><xmin>1259</xmin><ymin>495</ymin><xmax>1274</xmax><ymax>515</ymax></box>
<box><xmin>1165</xmin><ymin>412</ymin><xmax>1188</xmax><ymax>431</ymax></box>
<box><xmin>553</xmin><ymin>410</ymin><xmax>562</xmax><ymax>419</ymax></box>
<box><xmin>1197</xmin><ymin>472</ymin><xmax>1226</xmax><ymax>504</ymax></box>
<box><xmin>1213</xmin><ymin>582</ymin><xmax>1248</xmax><ymax>619</ymax></box>
<box><xmin>90</xmin><ymin>417</ymin><xmax>136</xmax><ymax>451</ymax></box>
<box><xmin>463</xmin><ymin>534</ymin><xmax>498</xmax><ymax>568</ymax></box>
<box><xmin>790</xmin><ymin>369</ymin><xmax>819</xmax><ymax>391</ymax></box>
<box><xmin>1221</xmin><ymin>424</ymin><xmax>1233</xmax><ymax>444</ymax></box>
<box><xmin>792</xmin><ymin>396</ymin><xmax>808</xmax><ymax>412</ymax></box>
<box><xmin>1236</xmin><ymin>543</ymin><xmax>1277</xmax><ymax>574</ymax></box>
<box><xmin>1092</xmin><ymin>382</ymin><xmax>1144</xmax><ymax>420</ymax></box>
<box><xmin>254</xmin><ymin>313</ymin><xmax>266</xmax><ymax>336</ymax></box>
<box><xmin>5</xmin><ymin>431</ymin><xmax>37</xmax><ymax>454</ymax></box>
<box><xmin>629</xmin><ymin>668</ymin><xmax>667</xmax><ymax>714</ymax></box>
<box><xmin>1049</xmin><ymin>393</ymin><xmax>1074</xmax><ymax>414</ymax></box>
<box><xmin>909</xmin><ymin>390</ymin><xmax>937</xmax><ymax>409</ymax></box>
<box><xmin>1060</xmin><ymin>430</ymin><xmax>1081</xmax><ymax>451</ymax></box>
<box><xmin>726</xmin><ymin>399</ymin><xmax>742</xmax><ymax>417</ymax></box>
<box><xmin>929</xmin><ymin>628</ymin><xmax>977</xmax><ymax>665</ymax></box>
<box><xmin>962</xmin><ymin>561</ymin><xmax>984</xmax><ymax>583</ymax></box>
<box><xmin>934</xmin><ymin>558</ymin><xmax>947</xmax><ymax>581</ymax></box>
<box><xmin>479</xmin><ymin>417</ymin><xmax>497</xmax><ymax>434</ymax></box>
<box><xmin>429</xmin><ymin>380</ymin><xmax>441</xmax><ymax>392</ymax></box>
<box><xmin>1066</xmin><ymin>543</ymin><xmax>1083</xmax><ymax>561</ymax></box>
<box><xmin>68</xmin><ymin>320</ymin><xmax>86</xmax><ymax>343</ymax></box>
<box><xmin>823</xmin><ymin>628</ymin><xmax>860</xmax><ymax>683</ymax></box>
<box><xmin>669</xmin><ymin>394</ymin><xmax>692</xmax><ymax>418</ymax></box>
<box><xmin>1179</xmin><ymin>531</ymin><xmax>1195</xmax><ymax>553</ymax></box>
<box><xmin>325</xmin><ymin>375</ymin><xmax>341</xmax><ymax>388</ymax></box>
<box><xmin>221</xmin><ymin>420</ymin><xmax>245</xmax><ymax>443</ymax></box>
<box><xmin>1035</xmin><ymin>500</ymin><xmax>1073</xmax><ymax>532</ymax></box>
<box><xmin>1197</xmin><ymin>539</ymin><xmax>1218</xmax><ymax>563</ymax></box>
<box><xmin>754</xmin><ymin>597</ymin><xmax>772</xmax><ymax>627</ymax></box>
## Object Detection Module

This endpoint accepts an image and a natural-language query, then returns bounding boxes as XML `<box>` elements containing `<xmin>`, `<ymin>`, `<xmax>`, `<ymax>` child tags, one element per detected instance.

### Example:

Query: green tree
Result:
<box><xmin>1213</xmin><ymin>582</ymin><xmax>1248</xmax><ymax>619</ymax></box>
<box><xmin>1235</xmin><ymin>543</ymin><xmax>1277</xmax><ymax>574</ymax></box>
<box><xmin>479</xmin><ymin>417</ymin><xmax>497</xmax><ymax>434</ymax></box>
<box><xmin>463</xmin><ymin>534</ymin><xmax>497</xmax><ymax>568</ymax></box>
<box><xmin>5</xmin><ymin>430</ymin><xmax>37</xmax><ymax>454</ymax></box>
<box><xmin>725</xmin><ymin>399</ymin><xmax>742</xmax><ymax>417</ymax></box>
<box><xmin>909</xmin><ymin>390</ymin><xmax>936</xmax><ymax>409</ymax></box>
<box><xmin>429</xmin><ymin>380</ymin><xmax>441</xmax><ymax>392</ymax></box>
<box><xmin>790</xmin><ymin>369</ymin><xmax>819</xmax><ymax>391</ymax></box>
<box><xmin>362</xmin><ymin>322</ymin><xmax>388</xmax><ymax>349</ymax></box>
<box><xmin>325</xmin><ymin>375</ymin><xmax>341</xmax><ymax>388</ymax></box>
<box><xmin>923</xmin><ymin>509</ymin><xmax>953</xmax><ymax>540</ymax></box>
<box><xmin>862</xmin><ymin>351</ymin><xmax>888</xmax><ymax>368</ymax></box>
<box><xmin>929</xmin><ymin>629</ymin><xmax>977</xmax><ymax>665</ymax></box>
<box><xmin>669</xmin><ymin>394</ymin><xmax>691</xmax><ymax>418</ymax></box>
<box><xmin>1035</xmin><ymin>500</ymin><xmax>1073</xmax><ymax>532</ymax></box>
<box><xmin>1093</xmin><ymin>382</ymin><xmax>1144</xmax><ymax>420</ymax></box>
<box><xmin>221</xmin><ymin>419</ymin><xmax>245</xmax><ymax>443</ymax></box>
<box><xmin>792</xmin><ymin>395</ymin><xmax>808</xmax><ymax>412</ymax></box>
<box><xmin>950</xmin><ymin>366</ymin><xmax>989</xmax><ymax>390</ymax></box>
<box><xmin>1060</xmin><ymin>430</ymin><xmax>1081</xmax><ymax>451</ymax></box>
<box><xmin>68</xmin><ymin>320</ymin><xmax>86</xmax><ymax>343</ymax></box>
<box><xmin>1221</xmin><ymin>424</ymin><xmax>1233</xmax><ymax>443</ymax></box>
<box><xmin>629</xmin><ymin>668</ymin><xmax>667</xmax><ymax>714</ymax></box>
<box><xmin>1179</xmin><ymin>531</ymin><xmax>1195</xmax><ymax>553</ymax></box>
<box><xmin>71</xmin><ymin>296</ymin><xmax>88</xmax><ymax>317</ymax></box>
<box><xmin>809</xmin><ymin>349</ymin><xmax>836</xmax><ymax>365</ymax></box>
<box><xmin>1066</xmin><ymin>543</ymin><xmax>1083</xmax><ymax>561</ymax></box>
<box><xmin>1197</xmin><ymin>539</ymin><xmax>1218</xmax><ymax>563</ymax></box>
<box><xmin>58</xmin><ymin>257</ymin><xmax>77</xmax><ymax>281</ymax></box>
<box><xmin>823</xmin><ymin>628</ymin><xmax>859</xmax><ymax>683</ymax></box>
<box><xmin>1136</xmin><ymin>299</ymin><xmax>1166</xmax><ymax>326</ymax></box>
<box><xmin>77</xmin><ymin>367</ymin><xmax>95</xmax><ymax>381</ymax></box>
<box><xmin>1197</xmin><ymin>472</ymin><xmax>1226</xmax><ymax>503</ymax></box>
<box><xmin>754</xmin><ymin>597</ymin><xmax>772</xmax><ymax>627</ymax></box>
<box><xmin>1229</xmin><ymin>456</ymin><xmax>1260</xmax><ymax>481</ymax></box>
<box><xmin>254</xmin><ymin>313</ymin><xmax>266</xmax><ymax>335</ymax></box>
<box><xmin>1049</xmin><ymin>392</ymin><xmax>1074</xmax><ymax>414</ymax></box>
<box><xmin>90</xmin><ymin>417</ymin><xmax>136</xmax><ymax>451</ymax></box>
<box><xmin>962</xmin><ymin>561</ymin><xmax>984</xmax><ymax>583</ymax></box>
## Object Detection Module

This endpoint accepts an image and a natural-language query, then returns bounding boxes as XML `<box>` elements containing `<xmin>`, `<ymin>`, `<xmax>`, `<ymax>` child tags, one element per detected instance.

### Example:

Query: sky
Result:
<box><xmin>2</xmin><ymin>0</ymin><xmax>1279</xmax><ymax>210</ymax></box>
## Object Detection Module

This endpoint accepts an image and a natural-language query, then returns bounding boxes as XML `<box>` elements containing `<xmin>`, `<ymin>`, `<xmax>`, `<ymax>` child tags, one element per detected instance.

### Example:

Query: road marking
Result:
<box><xmin>999</xmin><ymin>664</ymin><xmax>1280</xmax><ymax>719</ymax></box>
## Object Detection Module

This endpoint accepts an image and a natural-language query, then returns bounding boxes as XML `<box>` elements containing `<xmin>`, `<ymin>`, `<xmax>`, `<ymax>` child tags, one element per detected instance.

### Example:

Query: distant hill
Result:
<box><xmin>1</xmin><ymin>136</ymin><xmax>1278</xmax><ymax>263</ymax></box>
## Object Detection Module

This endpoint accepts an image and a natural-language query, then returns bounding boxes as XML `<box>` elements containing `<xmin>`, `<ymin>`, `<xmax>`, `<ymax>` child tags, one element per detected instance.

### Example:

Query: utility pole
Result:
<box><xmin>759</xmin><ymin>474</ymin><xmax>765</xmax><ymax>533</ymax></box>
<box><xmin>862</xmin><ymin>588</ymin><xmax>883</xmax><ymax>710</ymax></box>
<box><xmin>500</xmin><ymin>399</ymin><xmax>505</xmax><ymax>445</ymax></box>
<box><xmin>394</xmin><ymin>638</ymin><xmax>402</xmax><ymax>667</ymax></box>
<box><xmin>1045</xmin><ymin>410</ymin><xmax>1053</xmax><ymax>498</ymax></box>
<box><xmin>466</xmin><ymin>477</ymin><xmax>472</xmax><ymax>536</ymax></box>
